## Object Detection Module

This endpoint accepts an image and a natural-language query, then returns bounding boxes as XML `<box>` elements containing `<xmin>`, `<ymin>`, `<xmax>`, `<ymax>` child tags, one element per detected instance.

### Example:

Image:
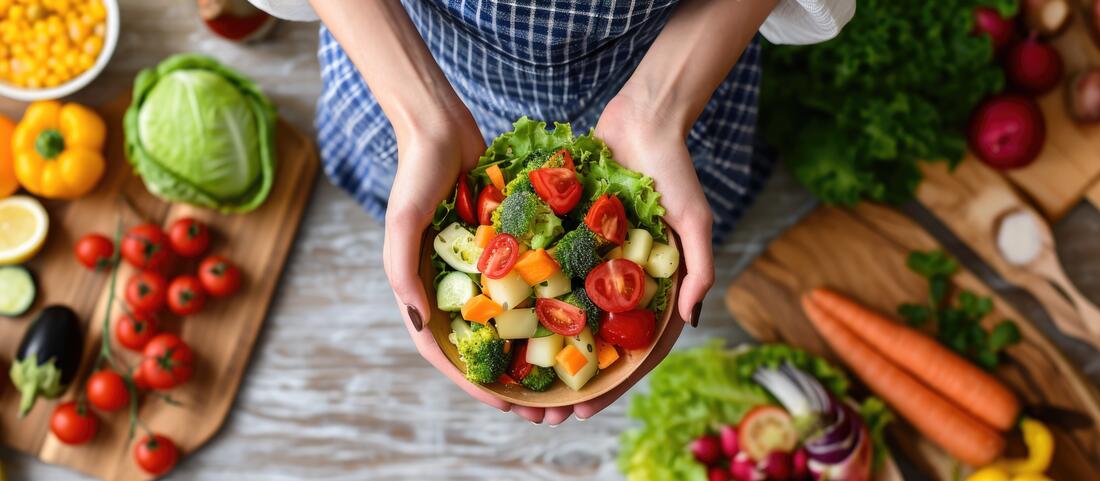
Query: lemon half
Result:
<box><xmin>0</xmin><ymin>196</ymin><xmax>49</xmax><ymax>265</ymax></box>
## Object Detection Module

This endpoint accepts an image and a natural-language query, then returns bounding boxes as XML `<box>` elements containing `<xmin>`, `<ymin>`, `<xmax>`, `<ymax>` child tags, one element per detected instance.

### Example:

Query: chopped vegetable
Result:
<box><xmin>477</xmin><ymin>184</ymin><xmax>504</xmax><ymax>226</ymax></box>
<box><xmin>622</xmin><ymin>228</ymin><xmax>653</xmax><ymax>266</ymax></box>
<box><xmin>562</xmin><ymin>288</ymin><xmax>602</xmax><ymax>333</ymax></box>
<box><xmin>553</xmin><ymin>328</ymin><xmax>598</xmax><ymax>390</ymax></box>
<box><xmin>477</xmin><ymin>233</ymin><xmax>520</xmax><ymax>280</ymax></box>
<box><xmin>596</xmin><ymin>339</ymin><xmax>620</xmax><ymax>369</ymax></box>
<box><xmin>520</xmin><ymin>365</ymin><xmax>556</xmax><ymax>392</ymax></box>
<box><xmin>555</xmin><ymin>344</ymin><xmax>588</xmax><ymax>376</ymax></box>
<box><xmin>645</xmin><ymin>242</ymin><xmax>680</xmax><ymax>279</ymax></box>
<box><xmin>512</xmin><ymin>248</ymin><xmax>559</xmax><ymax>286</ymax></box>
<box><xmin>550</xmin><ymin>225</ymin><xmax>602</xmax><ymax>278</ymax></box>
<box><xmin>474</xmin><ymin>225</ymin><xmax>495</xmax><ymax>248</ymax></box>
<box><xmin>454</xmin><ymin>323</ymin><xmax>509</xmax><ymax>383</ymax></box>
<box><xmin>493</xmin><ymin>191</ymin><xmax>563</xmax><ymax>249</ymax></box>
<box><xmin>535</xmin><ymin>298</ymin><xmax>586</xmax><ymax>336</ymax></box>
<box><xmin>494</xmin><ymin>308</ymin><xmax>539</xmax><ymax>339</ymax></box>
<box><xmin>584</xmin><ymin>194</ymin><xmax>628</xmax><ymax>244</ymax></box>
<box><xmin>482</xmin><ymin>271</ymin><xmax>531</xmax><ymax>310</ymax></box>
<box><xmin>486</xmin><ymin>164</ymin><xmax>506</xmax><ymax>191</ymax></box>
<box><xmin>0</xmin><ymin>266</ymin><xmax>36</xmax><ymax>317</ymax></box>
<box><xmin>436</xmin><ymin>271</ymin><xmax>479</xmax><ymax>312</ymax></box>
<box><xmin>433</xmin><ymin>222</ymin><xmax>481</xmax><ymax>274</ymax></box>
<box><xmin>533</xmin><ymin>270</ymin><xmax>571</xmax><ymax>298</ymax></box>
<box><xmin>460</xmin><ymin>294</ymin><xmax>502</xmax><ymax>325</ymax></box>
<box><xmin>526</xmin><ymin>333</ymin><xmax>563</xmax><ymax>367</ymax></box>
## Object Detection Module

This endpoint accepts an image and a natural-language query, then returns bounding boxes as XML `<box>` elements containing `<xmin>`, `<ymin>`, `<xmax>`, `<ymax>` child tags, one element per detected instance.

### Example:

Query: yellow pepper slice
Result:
<box><xmin>992</xmin><ymin>418</ymin><xmax>1054</xmax><ymax>475</ymax></box>
<box><xmin>12</xmin><ymin>101</ymin><xmax>106</xmax><ymax>199</ymax></box>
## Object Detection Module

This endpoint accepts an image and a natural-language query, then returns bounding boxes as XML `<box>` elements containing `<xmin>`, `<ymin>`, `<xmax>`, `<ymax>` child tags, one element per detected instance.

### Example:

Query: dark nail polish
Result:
<box><xmin>690</xmin><ymin>302</ymin><xmax>702</xmax><ymax>328</ymax></box>
<box><xmin>407</xmin><ymin>304</ymin><xmax>423</xmax><ymax>332</ymax></box>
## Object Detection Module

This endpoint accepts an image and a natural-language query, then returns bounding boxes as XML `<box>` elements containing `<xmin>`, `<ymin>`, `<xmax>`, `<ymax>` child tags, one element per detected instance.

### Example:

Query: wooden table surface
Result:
<box><xmin>2</xmin><ymin>2</ymin><xmax>1099</xmax><ymax>480</ymax></box>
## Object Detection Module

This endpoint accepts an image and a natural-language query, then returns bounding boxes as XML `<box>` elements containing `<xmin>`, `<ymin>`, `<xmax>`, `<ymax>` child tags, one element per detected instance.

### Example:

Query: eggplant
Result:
<box><xmin>10</xmin><ymin>305</ymin><xmax>84</xmax><ymax>417</ymax></box>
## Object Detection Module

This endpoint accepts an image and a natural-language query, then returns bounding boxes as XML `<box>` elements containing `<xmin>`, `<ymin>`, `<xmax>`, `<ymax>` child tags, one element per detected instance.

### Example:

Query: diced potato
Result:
<box><xmin>604</xmin><ymin>246</ymin><xmax>623</xmax><ymax>260</ymax></box>
<box><xmin>640</xmin><ymin>275</ymin><xmax>658</xmax><ymax>308</ymax></box>
<box><xmin>495</xmin><ymin>308</ymin><xmax>538</xmax><ymax>339</ymax></box>
<box><xmin>622</xmin><ymin>228</ymin><xmax>653</xmax><ymax>265</ymax></box>
<box><xmin>483</xmin><ymin>271</ymin><xmax>532</xmax><ymax>310</ymax></box>
<box><xmin>645</xmin><ymin>242</ymin><xmax>680</xmax><ymax>279</ymax></box>
<box><xmin>527</xmin><ymin>334</ymin><xmax>563</xmax><ymax>367</ymax></box>
<box><xmin>533</xmin><ymin>270</ymin><xmax>571</xmax><ymax>298</ymax></box>
<box><xmin>449</xmin><ymin>319</ymin><xmax>474</xmax><ymax>346</ymax></box>
<box><xmin>554</xmin><ymin>328</ymin><xmax>599</xmax><ymax>391</ymax></box>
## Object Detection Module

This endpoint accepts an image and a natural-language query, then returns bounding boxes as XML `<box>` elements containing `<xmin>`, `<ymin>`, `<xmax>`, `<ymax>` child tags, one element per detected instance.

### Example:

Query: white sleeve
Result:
<box><xmin>759</xmin><ymin>0</ymin><xmax>856</xmax><ymax>45</ymax></box>
<box><xmin>247</xmin><ymin>0</ymin><xmax>318</xmax><ymax>22</ymax></box>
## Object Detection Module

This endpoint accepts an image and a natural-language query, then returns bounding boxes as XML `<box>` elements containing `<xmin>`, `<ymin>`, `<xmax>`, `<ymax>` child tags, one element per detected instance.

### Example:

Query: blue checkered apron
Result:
<box><xmin>314</xmin><ymin>0</ymin><xmax>771</xmax><ymax>242</ymax></box>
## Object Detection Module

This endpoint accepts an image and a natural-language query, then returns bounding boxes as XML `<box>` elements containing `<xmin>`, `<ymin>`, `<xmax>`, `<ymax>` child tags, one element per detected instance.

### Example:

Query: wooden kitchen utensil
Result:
<box><xmin>0</xmin><ymin>94</ymin><xmax>319</xmax><ymax>481</ymax></box>
<box><xmin>725</xmin><ymin>203</ymin><xmax>1100</xmax><ymax>481</ymax></box>
<box><xmin>918</xmin><ymin>159</ymin><xmax>1100</xmax><ymax>349</ymax></box>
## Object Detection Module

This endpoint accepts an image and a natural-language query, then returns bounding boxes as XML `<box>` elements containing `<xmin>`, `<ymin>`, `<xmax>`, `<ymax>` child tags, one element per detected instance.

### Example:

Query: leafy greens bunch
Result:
<box><xmin>760</xmin><ymin>0</ymin><xmax>1016</xmax><ymax>205</ymax></box>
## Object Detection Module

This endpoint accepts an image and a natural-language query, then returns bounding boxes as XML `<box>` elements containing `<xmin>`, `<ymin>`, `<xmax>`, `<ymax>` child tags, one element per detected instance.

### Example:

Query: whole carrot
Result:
<box><xmin>802</xmin><ymin>295</ymin><xmax>1005</xmax><ymax>466</ymax></box>
<box><xmin>809</xmin><ymin>288</ymin><xmax>1020</xmax><ymax>431</ymax></box>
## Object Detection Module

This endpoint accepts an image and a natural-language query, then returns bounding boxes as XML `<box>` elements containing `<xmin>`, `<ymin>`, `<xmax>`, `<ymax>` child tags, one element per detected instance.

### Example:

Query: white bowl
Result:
<box><xmin>0</xmin><ymin>0</ymin><xmax>120</xmax><ymax>102</ymax></box>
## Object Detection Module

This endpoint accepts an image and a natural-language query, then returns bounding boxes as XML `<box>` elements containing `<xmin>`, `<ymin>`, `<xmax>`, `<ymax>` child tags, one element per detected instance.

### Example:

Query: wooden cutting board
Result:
<box><xmin>725</xmin><ymin>203</ymin><xmax>1100</xmax><ymax>481</ymax></box>
<box><xmin>0</xmin><ymin>94</ymin><xmax>319</xmax><ymax>480</ymax></box>
<box><xmin>1002</xmin><ymin>6</ymin><xmax>1100</xmax><ymax>220</ymax></box>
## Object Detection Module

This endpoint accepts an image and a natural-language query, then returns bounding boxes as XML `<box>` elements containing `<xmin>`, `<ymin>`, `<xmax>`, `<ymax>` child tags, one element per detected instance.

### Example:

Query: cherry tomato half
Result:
<box><xmin>167</xmin><ymin>217</ymin><xmax>210</xmax><ymax>258</ymax></box>
<box><xmin>133</xmin><ymin>434</ymin><xmax>179</xmax><ymax>476</ymax></box>
<box><xmin>598</xmin><ymin>309</ymin><xmax>656</xmax><ymax>350</ymax></box>
<box><xmin>167</xmin><ymin>275</ymin><xmax>206</xmax><ymax>316</ymax></box>
<box><xmin>584</xmin><ymin>195</ymin><xmax>628</xmax><ymax>245</ymax></box>
<box><xmin>550</xmin><ymin>149</ymin><xmax>575</xmax><ymax>171</ymax></box>
<box><xmin>477</xmin><ymin>184</ymin><xmax>505</xmax><ymax>226</ymax></box>
<box><xmin>126</xmin><ymin>272</ymin><xmax>167</xmax><ymax>313</ymax></box>
<box><xmin>199</xmin><ymin>255</ymin><xmax>242</xmax><ymax>297</ymax></box>
<box><xmin>86</xmin><ymin>370</ymin><xmax>130</xmax><ymax>412</ymax></box>
<box><xmin>75</xmin><ymin>233</ymin><xmax>115</xmax><ymax>271</ymax></box>
<box><xmin>121</xmin><ymin>224</ymin><xmax>171</xmax><ymax>271</ymax></box>
<box><xmin>477</xmin><ymin>233</ymin><xmax>520</xmax><ymax>279</ymax></box>
<box><xmin>454</xmin><ymin>176</ymin><xmax>477</xmax><ymax>225</ymax></box>
<box><xmin>50</xmin><ymin>401</ymin><xmax>98</xmax><ymax>445</ymax></box>
<box><xmin>535</xmin><ymin>298</ymin><xmax>586</xmax><ymax>336</ymax></box>
<box><xmin>140</xmin><ymin>333</ymin><xmax>195</xmax><ymax>390</ymax></box>
<box><xmin>508</xmin><ymin>341</ymin><xmax>533</xmax><ymax>381</ymax></box>
<box><xmin>529</xmin><ymin>168</ymin><xmax>582</xmax><ymax>215</ymax></box>
<box><xmin>585</xmin><ymin>259</ymin><xmax>645</xmax><ymax>313</ymax></box>
<box><xmin>116</xmin><ymin>311</ymin><xmax>158</xmax><ymax>351</ymax></box>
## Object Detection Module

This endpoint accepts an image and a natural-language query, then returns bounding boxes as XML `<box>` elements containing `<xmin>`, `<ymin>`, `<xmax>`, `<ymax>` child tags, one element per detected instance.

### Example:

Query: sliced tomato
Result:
<box><xmin>550</xmin><ymin>149</ymin><xmax>575</xmax><ymax>170</ymax></box>
<box><xmin>585</xmin><ymin>259</ymin><xmax>645</xmax><ymax>313</ymax></box>
<box><xmin>529</xmin><ymin>168</ymin><xmax>582</xmax><ymax>215</ymax></box>
<box><xmin>585</xmin><ymin>195</ymin><xmax>628</xmax><ymax>244</ymax></box>
<box><xmin>477</xmin><ymin>233</ymin><xmax>520</xmax><ymax>279</ymax></box>
<box><xmin>738</xmin><ymin>405</ymin><xmax>799</xmax><ymax>461</ymax></box>
<box><xmin>477</xmin><ymin>184</ymin><xmax>505</xmax><ymax>225</ymax></box>
<box><xmin>535</xmin><ymin>298</ymin><xmax>586</xmax><ymax>336</ymax></box>
<box><xmin>598</xmin><ymin>309</ymin><xmax>656</xmax><ymax>349</ymax></box>
<box><xmin>508</xmin><ymin>342</ymin><xmax>534</xmax><ymax>381</ymax></box>
<box><xmin>455</xmin><ymin>176</ymin><xmax>477</xmax><ymax>225</ymax></box>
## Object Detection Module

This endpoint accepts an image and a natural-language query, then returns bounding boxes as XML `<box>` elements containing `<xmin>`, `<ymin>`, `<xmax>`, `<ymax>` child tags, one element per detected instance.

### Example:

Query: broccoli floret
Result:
<box><xmin>564</xmin><ymin>288</ymin><xmax>603</xmax><ymax>333</ymax></box>
<box><xmin>505</xmin><ymin>175</ymin><xmax>534</xmax><ymax>195</ymax></box>
<box><xmin>520</xmin><ymin>366</ymin><xmax>557</xmax><ymax>392</ymax></box>
<box><xmin>456</xmin><ymin>324</ymin><xmax>509</xmax><ymax>383</ymax></box>
<box><xmin>551</xmin><ymin>226</ymin><xmax>602</xmax><ymax>278</ymax></box>
<box><xmin>498</xmin><ymin>191</ymin><xmax>563</xmax><ymax>249</ymax></box>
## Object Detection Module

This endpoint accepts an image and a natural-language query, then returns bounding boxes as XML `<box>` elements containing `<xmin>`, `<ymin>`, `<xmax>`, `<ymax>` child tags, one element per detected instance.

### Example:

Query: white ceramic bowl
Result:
<box><xmin>0</xmin><ymin>0</ymin><xmax>120</xmax><ymax>102</ymax></box>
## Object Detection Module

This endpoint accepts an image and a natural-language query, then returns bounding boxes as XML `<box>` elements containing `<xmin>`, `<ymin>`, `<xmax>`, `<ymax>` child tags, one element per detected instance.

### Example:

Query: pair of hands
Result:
<box><xmin>381</xmin><ymin>94</ymin><xmax>715</xmax><ymax>424</ymax></box>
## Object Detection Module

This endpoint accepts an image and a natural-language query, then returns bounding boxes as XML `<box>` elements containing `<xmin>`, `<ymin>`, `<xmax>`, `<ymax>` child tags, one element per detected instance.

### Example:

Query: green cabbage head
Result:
<box><xmin>124</xmin><ymin>54</ymin><xmax>276</xmax><ymax>212</ymax></box>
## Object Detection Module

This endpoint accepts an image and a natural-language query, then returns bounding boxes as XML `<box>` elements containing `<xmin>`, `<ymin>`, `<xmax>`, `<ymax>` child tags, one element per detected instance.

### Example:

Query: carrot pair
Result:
<box><xmin>801</xmin><ymin>288</ymin><xmax>1020</xmax><ymax>467</ymax></box>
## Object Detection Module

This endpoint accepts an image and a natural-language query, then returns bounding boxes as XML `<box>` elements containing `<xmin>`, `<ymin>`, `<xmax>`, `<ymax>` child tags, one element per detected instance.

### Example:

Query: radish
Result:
<box><xmin>969</xmin><ymin>94</ymin><xmax>1046</xmax><ymax>170</ymax></box>
<box><xmin>720</xmin><ymin>425</ymin><xmax>740</xmax><ymax>457</ymax></box>
<box><xmin>973</xmin><ymin>7</ymin><xmax>1016</xmax><ymax>54</ymax></box>
<box><xmin>730</xmin><ymin>451</ymin><xmax>764</xmax><ymax>481</ymax></box>
<box><xmin>709</xmin><ymin>466</ymin><xmax>732</xmax><ymax>481</ymax></box>
<box><xmin>792</xmin><ymin>449</ymin><xmax>810</xmax><ymax>480</ymax></box>
<box><xmin>760</xmin><ymin>451</ymin><xmax>794</xmax><ymax>481</ymax></box>
<box><xmin>1067</xmin><ymin>68</ymin><xmax>1100</xmax><ymax>123</ymax></box>
<box><xmin>691</xmin><ymin>435</ymin><xmax>724</xmax><ymax>466</ymax></box>
<box><xmin>1023</xmin><ymin>0</ymin><xmax>1071</xmax><ymax>36</ymax></box>
<box><xmin>1004</xmin><ymin>37</ymin><xmax>1064</xmax><ymax>94</ymax></box>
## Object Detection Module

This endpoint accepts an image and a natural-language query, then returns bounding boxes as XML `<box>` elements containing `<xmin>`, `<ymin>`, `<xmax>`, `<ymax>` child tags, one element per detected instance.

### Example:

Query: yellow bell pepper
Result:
<box><xmin>992</xmin><ymin>418</ymin><xmax>1054</xmax><ymax>475</ymax></box>
<box><xmin>0</xmin><ymin>115</ymin><xmax>17</xmax><ymax>198</ymax></box>
<box><xmin>12</xmin><ymin>100</ymin><xmax>106</xmax><ymax>199</ymax></box>
<box><xmin>1011</xmin><ymin>475</ymin><xmax>1053</xmax><ymax>481</ymax></box>
<box><xmin>965</xmin><ymin>467</ymin><xmax>1011</xmax><ymax>481</ymax></box>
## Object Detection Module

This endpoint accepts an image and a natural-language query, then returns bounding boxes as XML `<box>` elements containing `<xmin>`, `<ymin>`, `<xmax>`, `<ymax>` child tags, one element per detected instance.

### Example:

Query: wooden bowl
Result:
<box><xmin>420</xmin><ymin>225</ymin><xmax>681</xmax><ymax>408</ymax></box>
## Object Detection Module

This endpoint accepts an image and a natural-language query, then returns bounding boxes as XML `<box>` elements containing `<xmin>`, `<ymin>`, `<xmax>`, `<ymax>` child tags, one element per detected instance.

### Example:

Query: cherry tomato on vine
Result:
<box><xmin>167</xmin><ymin>275</ymin><xmax>206</xmax><ymax>316</ymax></box>
<box><xmin>75</xmin><ymin>233</ymin><xmax>115</xmax><ymax>271</ymax></box>
<box><xmin>198</xmin><ymin>255</ymin><xmax>242</xmax><ymax>297</ymax></box>
<box><xmin>86</xmin><ymin>370</ymin><xmax>130</xmax><ymax>412</ymax></box>
<box><xmin>50</xmin><ymin>401</ymin><xmax>98</xmax><ymax>445</ymax></box>
<box><xmin>167</xmin><ymin>217</ymin><xmax>210</xmax><ymax>258</ymax></box>
<box><xmin>121</xmin><ymin>224</ymin><xmax>171</xmax><ymax>271</ymax></box>
<box><xmin>126</xmin><ymin>272</ymin><xmax>167</xmax><ymax>313</ymax></box>
<box><xmin>133</xmin><ymin>433</ymin><xmax>179</xmax><ymax>476</ymax></box>
<box><xmin>140</xmin><ymin>333</ymin><xmax>195</xmax><ymax>390</ymax></box>
<box><xmin>116</xmin><ymin>311</ymin><xmax>158</xmax><ymax>351</ymax></box>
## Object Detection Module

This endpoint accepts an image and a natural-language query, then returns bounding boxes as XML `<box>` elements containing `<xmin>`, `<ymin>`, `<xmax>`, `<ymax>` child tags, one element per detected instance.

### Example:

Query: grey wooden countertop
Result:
<box><xmin>2</xmin><ymin>2</ymin><xmax>1099</xmax><ymax>480</ymax></box>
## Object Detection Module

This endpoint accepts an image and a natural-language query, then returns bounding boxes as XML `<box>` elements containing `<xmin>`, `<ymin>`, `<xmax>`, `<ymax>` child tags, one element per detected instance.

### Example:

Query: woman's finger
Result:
<box><xmin>512</xmin><ymin>405</ymin><xmax>546</xmax><ymax>423</ymax></box>
<box><xmin>383</xmin><ymin>205</ymin><xmax>432</xmax><ymax>330</ymax></box>
<box><xmin>667</xmin><ymin>206</ymin><xmax>714</xmax><ymax>326</ymax></box>
<box><xmin>544</xmin><ymin>407</ymin><xmax>574</xmax><ymax>426</ymax></box>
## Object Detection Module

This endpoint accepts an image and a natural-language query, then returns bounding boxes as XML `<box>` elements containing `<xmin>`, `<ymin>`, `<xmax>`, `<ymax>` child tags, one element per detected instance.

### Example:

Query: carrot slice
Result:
<box><xmin>461</xmin><ymin>294</ymin><xmax>502</xmax><ymax>325</ymax></box>
<box><xmin>555</xmin><ymin>345</ymin><xmax>588</xmax><ymax>375</ymax></box>
<box><xmin>802</xmin><ymin>294</ymin><xmax>1005</xmax><ymax>466</ymax></box>
<box><xmin>596</xmin><ymin>340</ymin><xmax>620</xmax><ymax>369</ymax></box>
<box><xmin>474</xmin><ymin>225</ymin><xmax>496</xmax><ymax>248</ymax></box>
<box><xmin>513</xmin><ymin>249</ymin><xmax>560</xmax><ymax>286</ymax></box>
<box><xmin>486</xmin><ymin>165</ymin><xmax>506</xmax><ymax>191</ymax></box>
<box><xmin>808</xmin><ymin>288</ymin><xmax>1020</xmax><ymax>431</ymax></box>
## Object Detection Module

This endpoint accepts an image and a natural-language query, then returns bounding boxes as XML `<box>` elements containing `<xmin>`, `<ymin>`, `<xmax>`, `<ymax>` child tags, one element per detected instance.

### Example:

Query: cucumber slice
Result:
<box><xmin>0</xmin><ymin>266</ymin><xmax>36</xmax><ymax>317</ymax></box>
<box><xmin>434</xmin><ymin>223</ymin><xmax>482</xmax><ymax>274</ymax></box>
<box><xmin>437</xmin><ymin>271</ymin><xmax>479</xmax><ymax>311</ymax></box>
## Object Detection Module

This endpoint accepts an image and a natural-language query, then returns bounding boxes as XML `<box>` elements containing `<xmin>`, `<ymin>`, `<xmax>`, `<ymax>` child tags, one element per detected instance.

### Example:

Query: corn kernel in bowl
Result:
<box><xmin>0</xmin><ymin>0</ymin><xmax>107</xmax><ymax>89</ymax></box>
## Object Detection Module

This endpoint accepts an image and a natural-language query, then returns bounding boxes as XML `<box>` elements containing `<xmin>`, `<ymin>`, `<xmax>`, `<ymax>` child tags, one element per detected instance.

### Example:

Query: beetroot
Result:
<box><xmin>1004</xmin><ymin>38</ymin><xmax>1064</xmax><ymax>94</ymax></box>
<box><xmin>974</xmin><ymin>7</ymin><xmax>1016</xmax><ymax>54</ymax></box>
<box><xmin>709</xmin><ymin>466</ymin><xmax>732</xmax><ymax>481</ymax></box>
<box><xmin>792</xmin><ymin>449</ymin><xmax>810</xmax><ymax>480</ymax></box>
<box><xmin>760</xmin><ymin>451</ymin><xmax>794</xmax><ymax>481</ymax></box>
<box><xmin>720</xmin><ymin>425</ymin><xmax>740</xmax><ymax>457</ymax></box>
<box><xmin>692</xmin><ymin>435</ymin><xmax>724</xmax><ymax>466</ymax></box>
<box><xmin>969</xmin><ymin>94</ymin><xmax>1046</xmax><ymax>170</ymax></box>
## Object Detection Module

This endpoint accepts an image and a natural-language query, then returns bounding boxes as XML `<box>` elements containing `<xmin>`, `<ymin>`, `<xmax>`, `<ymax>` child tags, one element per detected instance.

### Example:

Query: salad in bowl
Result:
<box><xmin>425</xmin><ymin>117</ymin><xmax>682</xmax><ymax>405</ymax></box>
